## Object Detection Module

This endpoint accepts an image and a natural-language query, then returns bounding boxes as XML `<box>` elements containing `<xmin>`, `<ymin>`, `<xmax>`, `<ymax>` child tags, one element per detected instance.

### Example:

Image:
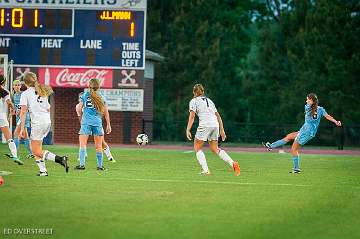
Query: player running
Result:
<box><xmin>263</xmin><ymin>93</ymin><xmax>342</xmax><ymax>173</ymax></box>
<box><xmin>19</xmin><ymin>72</ymin><xmax>69</xmax><ymax>176</ymax></box>
<box><xmin>75</xmin><ymin>92</ymin><xmax>115</xmax><ymax>163</ymax></box>
<box><xmin>0</xmin><ymin>75</ymin><xmax>22</xmax><ymax>165</ymax></box>
<box><xmin>74</xmin><ymin>78</ymin><xmax>111</xmax><ymax>171</ymax></box>
<box><xmin>186</xmin><ymin>84</ymin><xmax>240</xmax><ymax>176</ymax></box>
<box><xmin>12</xmin><ymin>80</ymin><xmax>33</xmax><ymax>159</ymax></box>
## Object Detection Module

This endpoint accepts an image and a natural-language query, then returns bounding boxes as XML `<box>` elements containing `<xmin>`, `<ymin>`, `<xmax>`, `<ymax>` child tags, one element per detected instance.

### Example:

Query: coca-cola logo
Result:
<box><xmin>55</xmin><ymin>69</ymin><xmax>110</xmax><ymax>87</ymax></box>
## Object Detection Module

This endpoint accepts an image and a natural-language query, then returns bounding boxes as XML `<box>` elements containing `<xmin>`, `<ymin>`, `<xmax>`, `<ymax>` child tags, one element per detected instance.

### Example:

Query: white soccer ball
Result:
<box><xmin>136</xmin><ymin>133</ymin><xmax>149</xmax><ymax>146</ymax></box>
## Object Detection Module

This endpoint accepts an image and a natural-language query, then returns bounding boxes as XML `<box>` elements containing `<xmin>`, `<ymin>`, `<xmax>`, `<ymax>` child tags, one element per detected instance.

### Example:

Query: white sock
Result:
<box><xmin>43</xmin><ymin>150</ymin><xmax>56</xmax><ymax>161</ymax></box>
<box><xmin>104</xmin><ymin>146</ymin><xmax>113</xmax><ymax>160</ymax></box>
<box><xmin>8</xmin><ymin>139</ymin><xmax>17</xmax><ymax>158</ymax></box>
<box><xmin>36</xmin><ymin>159</ymin><xmax>47</xmax><ymax>172</ymax></box>
<box><xmin>218</xmin><ymin>149</ymin><xmax>234</xmax><ymax>167</ymax></box>
<box><xmin>196</xmin><ymin>150</ymin><xmax>209</xmax><ymax>172</ymax></box>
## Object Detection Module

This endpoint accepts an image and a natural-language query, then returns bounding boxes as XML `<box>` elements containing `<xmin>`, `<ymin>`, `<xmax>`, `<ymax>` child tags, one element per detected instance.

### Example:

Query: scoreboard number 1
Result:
<box><xmin>0</xmin><ymin>8</ymin><xmax>39</xmax><ymax>28</ymax></box>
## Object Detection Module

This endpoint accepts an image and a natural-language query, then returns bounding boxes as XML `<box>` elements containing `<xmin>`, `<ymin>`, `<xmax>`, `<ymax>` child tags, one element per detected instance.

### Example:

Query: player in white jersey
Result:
<box><xmin>75</xmin><ymin>92</ymin><xmax>115</xmax><ymax>163</ymax></box>
<box><xmin>0</xmin><ymin>75</ymin><xmax>23</xmax><ymax>165</ymax></box>
<box><xmin>186</xmin><ymin>84</ymin><xmax>240</xmax><ymax>176</ymax></box>
<box><xmin>19</xmin><ymin>72</ymin><xmax>69</xmax><ymax>176</ymax></box>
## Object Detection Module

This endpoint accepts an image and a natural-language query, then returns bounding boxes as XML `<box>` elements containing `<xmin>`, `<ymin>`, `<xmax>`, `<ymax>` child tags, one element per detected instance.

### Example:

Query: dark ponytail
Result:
<box><xmin>307</xmin><ymin>93</ymin><xmax>318</xmax><ymax>117</ymax></box>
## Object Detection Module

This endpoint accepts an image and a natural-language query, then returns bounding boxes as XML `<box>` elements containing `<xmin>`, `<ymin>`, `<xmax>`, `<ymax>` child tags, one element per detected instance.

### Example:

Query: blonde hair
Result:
<box><xmin>88</xmin><ymin>78</ymin><xmax>105</xmax><ymax>114</ymax></box>
<box><xmin>193</xmin><ymin>84</ymin><xmax>205</xmax><ymax>97</ymax></box>
<box><xmin>23</xmin><ymin>72</ymin><xmax>53</xmax><ymax>97</ymax></box>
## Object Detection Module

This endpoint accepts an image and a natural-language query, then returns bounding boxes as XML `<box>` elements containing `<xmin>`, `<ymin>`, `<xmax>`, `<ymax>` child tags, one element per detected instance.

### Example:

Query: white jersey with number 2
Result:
<box><xmin>20</xmin><ymin>87</ymin><xmax>51</xmax><ymax>126</ymax></box>
<box><xmin>189</xmin><ymin>96</ymin><xmax>219</xmax><ymax>128</ymax></box>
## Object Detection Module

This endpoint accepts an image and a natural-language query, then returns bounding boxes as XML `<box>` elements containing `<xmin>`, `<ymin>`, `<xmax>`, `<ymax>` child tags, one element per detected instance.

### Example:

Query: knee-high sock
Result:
<box><xmin>79</xmin><ymin>148</ymin><xmax>86</xmax><ymax>166</ymax></box>
<box><xmin>36</xmin><ymin>159</ymin><xmax>47</xmax><ymax>172</ymax></box>
<box><xmin>96</xmin><ymin>151</ymin><xmax>103</xmax><ymax>168</ymax></box>
<box><xmin>104</xmin><ymin>146</ymin><xmax>113</xmax><ymax>160</ymax></box>
<box><xmin>196</xmin><ymin>150</ymin><xmax>209</xmax><ymax>172</ymax></box>
<box><xmin>43</xmin><ymin>150</ymin><xmax>56</xmax><ymax>161</ymax></box>
<box><xmin>292</xmin><ymin>156</ymin><xmax>300</xmax><ymax>170</ymax></box>
<box><xmin>43</xmin><ymin>150</ymin><xmax>65</xmax><ymax>165</ymax></box>
<box><xmin>24</xmin><ymin>138</ymin><xmax>32</xmax><ymax>154</ymax></box>
<box><xmin>8</xmin><ymin>139</ymin><xmax>17</xmax><ymax>158</ymax></box>
<box><xmin>270</xmin><ymin>139</ymin><xmax>287</xmax><ymax>149</ymax></box>
<box><xmin>218</xmin><ymin>149</ymin><xmax>234</xmax><ymax>167</ymax></box>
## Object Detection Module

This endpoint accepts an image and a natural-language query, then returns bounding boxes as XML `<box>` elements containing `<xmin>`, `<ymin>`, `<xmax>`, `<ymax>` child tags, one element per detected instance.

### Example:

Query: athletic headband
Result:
<box><xmin>13</xmin><ymin>80</ymin><xmax>21</xmax><ymax>85</ymax></box>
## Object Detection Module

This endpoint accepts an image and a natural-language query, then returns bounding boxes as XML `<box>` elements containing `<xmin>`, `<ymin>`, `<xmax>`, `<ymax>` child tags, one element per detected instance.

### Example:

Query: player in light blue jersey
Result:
<box><xmin>12</xmin><ymin>80</ymin><xmax>33</xmax><ymax>158</ymax></box>
<box><xmin>75</xmin><ymin>78</ymin><xmax>111</xmax><ymax>171</ymax></box>
<box><xmin>263</xmin><ymin>93</ymin><xmax>342</xmax><ymax>173</ymax></box>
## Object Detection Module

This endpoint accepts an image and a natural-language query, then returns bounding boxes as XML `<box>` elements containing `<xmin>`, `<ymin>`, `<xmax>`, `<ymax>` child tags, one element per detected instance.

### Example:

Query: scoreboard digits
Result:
<box><xmin>0</xmin><ymin>8</ymin><xmax>145</xmax><ymax>69</ymax></box>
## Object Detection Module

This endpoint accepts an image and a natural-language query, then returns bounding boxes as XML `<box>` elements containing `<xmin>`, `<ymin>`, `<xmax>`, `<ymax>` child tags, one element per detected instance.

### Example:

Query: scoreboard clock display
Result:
<box><xmin>0</xmin><ymin>8</ymin><xmax>145</xmax><ymax>69</ymax></box>
<box><xmin>0</xmin><ymin>8</ymin><xmax>73</xmax><ymax>36</ymax></box>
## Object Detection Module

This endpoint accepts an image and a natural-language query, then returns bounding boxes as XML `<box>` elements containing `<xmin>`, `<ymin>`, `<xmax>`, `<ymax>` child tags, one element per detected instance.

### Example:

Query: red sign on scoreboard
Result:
<box><xmin>38</xmin><ymin>67</ymin><xmax>113</xmax><ymax>88</ymax></box>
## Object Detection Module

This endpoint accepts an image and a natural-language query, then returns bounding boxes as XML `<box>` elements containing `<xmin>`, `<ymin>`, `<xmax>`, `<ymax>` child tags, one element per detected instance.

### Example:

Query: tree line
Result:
<box><xmin>146</xmin><ymin>0</ymin><xmax>360</xmax><ymax>142</ymax></box>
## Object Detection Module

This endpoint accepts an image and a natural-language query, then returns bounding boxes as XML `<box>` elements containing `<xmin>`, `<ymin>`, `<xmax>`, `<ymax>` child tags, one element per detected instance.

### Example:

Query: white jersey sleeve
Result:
<box><xmin>19</xmin><ymin>90</ymin><xmax>28</xmax><ymax>107</ymax></box>
<box><xmin>189</xmin><ymin>99</ymin><xmax>197</xmax><ymax>112</ymax></box>
<box><xmin>209</xmin><ymin>99</ymin><xmax>217</xmax><ymax>113</ymax></box>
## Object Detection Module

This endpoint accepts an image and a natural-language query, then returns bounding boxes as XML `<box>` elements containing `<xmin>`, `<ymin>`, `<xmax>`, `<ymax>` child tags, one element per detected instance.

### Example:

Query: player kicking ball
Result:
<box><xmin>186</xmin><ymin>84</ymin><xmax>240</xmax><ymax>176</ymax></box>
<box><xmin>263</xmin><ymin>93</ymin><xmax>342</xmax><ymax>173</ymax></box>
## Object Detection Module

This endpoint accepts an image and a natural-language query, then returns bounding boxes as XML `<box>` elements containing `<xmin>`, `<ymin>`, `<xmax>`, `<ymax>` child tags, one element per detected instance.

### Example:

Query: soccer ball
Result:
<box><xmin>136</xmin><ymin>133</ymin><xmax>149</xmax><ymax>146</ymax></box>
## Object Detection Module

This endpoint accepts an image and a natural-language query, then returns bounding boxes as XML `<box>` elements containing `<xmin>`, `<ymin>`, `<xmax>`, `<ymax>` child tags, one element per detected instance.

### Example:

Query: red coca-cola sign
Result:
<box><xmin>38</xmin><ymin>67</ymin><xmax>113</xmax><ymax>88</ymax></box>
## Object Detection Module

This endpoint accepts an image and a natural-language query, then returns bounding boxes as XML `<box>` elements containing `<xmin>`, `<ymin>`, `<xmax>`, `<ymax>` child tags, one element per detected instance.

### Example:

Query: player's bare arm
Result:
<box><xmin>186</xmin><ymin>111</ymin><xmax>196</xmax><ymax>140</ymax></box>
<box><xmin>215</xmin><ymin>112</ymin><xmax>226</xmax><ymax>141</ymax></box>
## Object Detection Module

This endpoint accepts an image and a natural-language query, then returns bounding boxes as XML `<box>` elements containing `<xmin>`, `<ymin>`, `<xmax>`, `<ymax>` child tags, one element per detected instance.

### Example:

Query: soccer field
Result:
<box><xmin>1</xmin><ymin>144</ymin><xmax>360</xmax><ymax>239</ymax></box>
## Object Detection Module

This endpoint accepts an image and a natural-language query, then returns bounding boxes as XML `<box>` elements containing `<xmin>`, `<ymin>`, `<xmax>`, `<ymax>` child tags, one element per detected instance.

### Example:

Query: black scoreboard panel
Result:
<box><xmin>0</xmin><ymin>8</ymin><xmax>145</xmax><ymax>69</ymax></box>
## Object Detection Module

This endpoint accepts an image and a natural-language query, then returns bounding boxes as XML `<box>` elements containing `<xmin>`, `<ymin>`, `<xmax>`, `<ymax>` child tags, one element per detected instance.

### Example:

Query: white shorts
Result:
<box><xmin>31</xmin><ymin>123</ymin><xmax>51</xmax><ymax>141</ymax></box>
<box><xmin>195</xmin><ymin>127</ymin><xmax>219</xmax><ymax>142</ymax></box>
<box><xmin>0</xmin><ymin>117</ymin><xmax>9</xmax><ymax>128</ymax></box>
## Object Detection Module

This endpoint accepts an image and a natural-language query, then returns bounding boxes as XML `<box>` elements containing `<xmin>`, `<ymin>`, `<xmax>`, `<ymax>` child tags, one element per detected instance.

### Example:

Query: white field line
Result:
<box><xmin>10</xmin><ymin>174</ymin><xmax>312</xmax><ymax>187</ymax></box>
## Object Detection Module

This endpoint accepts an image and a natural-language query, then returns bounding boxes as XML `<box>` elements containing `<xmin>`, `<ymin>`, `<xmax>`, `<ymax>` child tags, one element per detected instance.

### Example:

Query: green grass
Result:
<box><xmin>1</xmin><ymin>144</ymin><xmax>360</xmax><ymax>239</ymax></box>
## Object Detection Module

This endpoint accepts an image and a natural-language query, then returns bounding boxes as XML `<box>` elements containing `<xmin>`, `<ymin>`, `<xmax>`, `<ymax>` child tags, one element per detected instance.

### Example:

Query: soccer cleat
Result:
<box><xmin>97</xmin><ymin>166</ymin><xmax>107</xmax><ymax>171</ymax></box>
<box><xmin>200</xmin><ymin>170</ymin><xmax>211</xmax><ymax>176</ymax></box>
<box><xmin>36</xmin><ymin>171</ymin><xmax>48</xmax><ymax>176</ymax></box>
<box><xmin>289</xmin><ymin>169</ymin><xmax>301</xmax><ymax>174</ymax></box>
<box><xmin>233</xmin><ymin>161</ymin><xmax>241</xmax><ymax>176</ymax></box>
<box><xmin>13</xmin><ymin>157</ymin><xmax>24</xmax><ymax>165</ymax></box>
<box><xmin>74</xmin><ymin>165</ymin><xmax>86</xmax><ymax>170</ymax></box>
<box><xmin>262</xmin><ymin>142</ymin><xmax>273</xmax><ymax>151</ymax></box>
<box><xmin>108</xmin><ymin>158</ymin><xmax>116</xmax><ymax>163</ymax></box>
<box><xmin>59</xmin><ymin>156</ymin><xmax>69</xmax><ymax>173</ymax></box>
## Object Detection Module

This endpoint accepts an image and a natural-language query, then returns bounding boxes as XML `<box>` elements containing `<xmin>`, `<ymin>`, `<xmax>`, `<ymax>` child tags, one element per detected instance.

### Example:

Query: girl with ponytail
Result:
<box><xmin>75</xmin><ymin>78</ymin><xmax>111</xmax><ymax>171</ymax></box>
<box><xmin>20</xmin><ymin>72</ymin><xmax>69</xmax><ymax>176</ymax></box>
<box><xmin>186</xmin><ymin>84</ymin><xmax>241</xmax><ymax>176</ymax></box>
<box><xmin>263</xmin><ymin>93</ymin><xmax>342</xmax><ymax>173</ymax></box>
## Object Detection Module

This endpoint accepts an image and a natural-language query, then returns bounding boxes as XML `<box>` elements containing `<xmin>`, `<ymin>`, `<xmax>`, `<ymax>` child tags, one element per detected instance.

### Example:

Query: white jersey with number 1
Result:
<box><xmin>189</xmin><ymin>96</ymin><xmax>219</xmax><ymax>128</ymax></box>
<box><xmin>19</xmin><ymin>87</ymin><xmax>51</xmax><ymax>126</ymax></box>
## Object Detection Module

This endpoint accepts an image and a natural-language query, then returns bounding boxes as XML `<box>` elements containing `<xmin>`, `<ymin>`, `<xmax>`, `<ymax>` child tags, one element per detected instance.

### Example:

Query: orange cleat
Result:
<box><xmin>233</xmin><ymin>161</ymin><xmax>240</xmax><ymax>176</ymax></box>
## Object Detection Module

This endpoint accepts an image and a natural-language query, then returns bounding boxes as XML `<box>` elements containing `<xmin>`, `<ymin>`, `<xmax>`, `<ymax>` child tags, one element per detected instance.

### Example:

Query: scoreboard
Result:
<box><xmin>0</xmin><ymin>1</ymin><xmax>146</xmax><ymax>69</ymax></box>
